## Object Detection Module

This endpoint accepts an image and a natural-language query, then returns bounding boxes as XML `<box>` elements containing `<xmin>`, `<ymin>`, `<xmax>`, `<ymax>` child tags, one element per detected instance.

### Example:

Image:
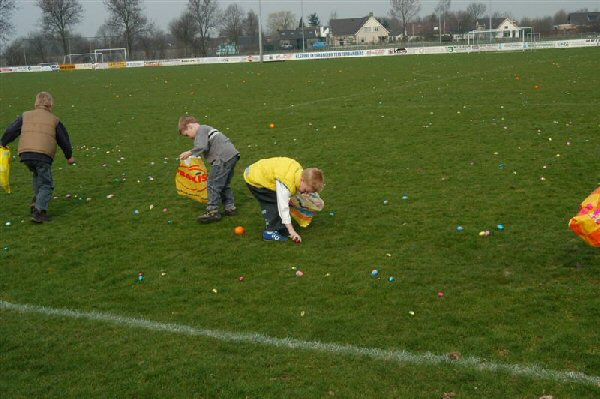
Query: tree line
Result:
<box><xmin>0</xmin><ymin>0</ymin><xmax>596</xmax><ymax>66</ymax></box>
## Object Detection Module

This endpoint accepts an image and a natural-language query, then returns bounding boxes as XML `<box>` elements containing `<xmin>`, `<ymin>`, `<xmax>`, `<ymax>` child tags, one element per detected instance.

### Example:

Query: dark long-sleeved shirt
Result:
<box><xmin>1</xmin><ymin>115</ymin><xmax>73</xmax><ymax>163</ymax></box>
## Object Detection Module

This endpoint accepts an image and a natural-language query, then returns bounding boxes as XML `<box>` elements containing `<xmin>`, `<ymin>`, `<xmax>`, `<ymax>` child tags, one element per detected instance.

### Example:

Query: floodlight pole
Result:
<box><xmin>438</xmin><ymin>13</ymin><xmax>442</xmax><ymax>43</ymax></box>
<box><xmin>301</xmin><ymin>0</ymin><xmax>305</xmax><ymax>52</ymax></box>
<box><xmin>258</xmin><ymin>0</ymin><xmax>264</xmax><ymax>62</ymax></box>
<box><xmin>489</xmin><ymin>0</ymin><xmax>492</xmax><ymax>42</ymax></box>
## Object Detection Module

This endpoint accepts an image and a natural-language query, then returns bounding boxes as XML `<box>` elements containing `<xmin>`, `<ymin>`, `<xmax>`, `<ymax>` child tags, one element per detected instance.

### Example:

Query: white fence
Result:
<box><xmin>2</xmin><ymin>38</ymin><xmax>598</xmax><ymax>74</ymax></box>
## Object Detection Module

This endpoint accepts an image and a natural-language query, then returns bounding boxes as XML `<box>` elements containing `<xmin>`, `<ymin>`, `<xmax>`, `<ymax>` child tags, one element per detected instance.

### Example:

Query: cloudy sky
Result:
<box><xmin>10</xmin><ymin>0</ymin><xmax>600</xmax><ymax>38</ymax></box>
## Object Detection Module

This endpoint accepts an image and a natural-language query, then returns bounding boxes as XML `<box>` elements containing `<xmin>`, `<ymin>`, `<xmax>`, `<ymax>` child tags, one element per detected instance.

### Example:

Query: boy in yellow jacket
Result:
<box><xmin>244</xmin><ymin>157</ymin><xmax>324</xmax><ymax>242</ymax></box>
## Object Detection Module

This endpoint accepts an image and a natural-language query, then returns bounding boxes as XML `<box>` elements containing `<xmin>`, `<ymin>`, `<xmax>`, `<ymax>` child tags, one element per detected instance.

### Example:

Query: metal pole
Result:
<box><xmin>258</xmin><ymin>0</ymin><xmax>263</xmax><ymax>62</ymax></box>
<box><xmin>301</xmin><ymin>0</ymin><xmax>305</xmax><ymax>52</ymax></box>
<box><xmin>438</xmin><ymin>13</ymin><xmax>442</xmax><ymax>43</ymax></box>
<box><xmin>489</xmin><ymin>0</ymin><xmax>492</xmax><ymax>42</ymax></box>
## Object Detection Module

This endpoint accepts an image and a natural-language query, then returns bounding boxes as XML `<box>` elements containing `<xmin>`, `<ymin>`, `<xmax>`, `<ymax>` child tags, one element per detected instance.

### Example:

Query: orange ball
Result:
<box><xmin>234</xmin><ymin>226</ymin><xmax>245</xmax><ymax>235</ymax></box>
<box><xmin>269</xmin><ymin>122</ymin><xmax>275</xmax><ymax>128</ymax></box>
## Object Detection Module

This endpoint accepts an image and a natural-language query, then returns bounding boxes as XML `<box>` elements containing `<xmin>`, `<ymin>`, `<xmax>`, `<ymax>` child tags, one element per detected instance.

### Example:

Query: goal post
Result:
<box><xmin>63</xmin><ymin>53</ymin><xmax>104</xmax><ymax>64</ymax></box>
<box><xmin>93</xmin><ymin>47</ymin><xmax>128</xmax><ymax>62</ymax></box>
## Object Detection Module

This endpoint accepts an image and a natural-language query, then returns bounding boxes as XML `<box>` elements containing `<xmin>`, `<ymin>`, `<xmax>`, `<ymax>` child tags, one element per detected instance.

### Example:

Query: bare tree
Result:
<box><xmin>328</xmin><ymin>11</ymin><xmax>338</xmax><ymax>27</ymax></box>
<box><xmin>242</xmin><ymin>10</ymin><xmax>258</xmax><ymax>36</ymax></box>
<box><xmin>187</xmin><ymin>0</ymin><xmax>220</xmax><ymax>57</ymax></box>
<box><xmin>435</xmin><ymin>0</ymin><xmax>451</xmax><ymax>33</ymax></box>
<box><xmin>0</xmin><ymin>0</ymin><xmax>16</xmax><ymax>44</ymax></box>
<box><xmin>36</xmin><ymin>0</ymin><xmax>83</xmax><ymax>55</ymax></box>
<box><xmin>553</xmin><ymin>9</ymin><xmax>568</xmax><ymax>25</ymax></box>
<box><xmin>465</xmin><ymin>2</ymin><xmax>485</xmax><ymax>28</ymax></box>
<box><xmin>389</xmin><ymin>0</ymin><xmax>421</xmax><ymax>39</ymax></box>
<box><xmin>169</xmin><ymin>10</ymin><xmax>198</xmax><ymax>56</ymax></box>
<box><xmin>221</xmin><ymin>3</ymin><xmax>244</xmax><ymax>44</ymax></box>
<box><xmin>27</xmin><ymin>31</ymin><xmax>58</xmax><ymax>63</ymax></box>
<box><xmin>267</xmin><ymin>11</ymin><xmax>296</xmax><ymax>36</ymax></box>
<box><xmin>139</xmin><ymin>23</ymin><xmax>168</xmax><ymax>59</ymax></box>
<box><xmin>103</xmin><ymin>0</ymin><xmax>149</xmax><ymax>58</ymax></box>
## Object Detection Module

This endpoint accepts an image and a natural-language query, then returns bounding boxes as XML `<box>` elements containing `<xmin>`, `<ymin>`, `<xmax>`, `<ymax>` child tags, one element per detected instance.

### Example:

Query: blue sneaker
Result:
<box><xmin>263</xmin><ymin>230</ymin><xmax>288</xmax><ymax>241</ymax></box>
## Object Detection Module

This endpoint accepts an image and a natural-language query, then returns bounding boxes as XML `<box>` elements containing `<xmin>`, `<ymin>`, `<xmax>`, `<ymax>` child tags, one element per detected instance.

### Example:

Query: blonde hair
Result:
<box><xmin>178</xmin><ymin>115</ymin><xmax>198</xmax><ymax>134</ymax></box>
<box><xmin>35</xmin><ymin>92</ymin><xmax>54</xmax><ymax>111</ymax></box>
<box><xmin>302</xmin><ymin>168</ymin><xmax>325</xmax><ymax>192</ymax></box>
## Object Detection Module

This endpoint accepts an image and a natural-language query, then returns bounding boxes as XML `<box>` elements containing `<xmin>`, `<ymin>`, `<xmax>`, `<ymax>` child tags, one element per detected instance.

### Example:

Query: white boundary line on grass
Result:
<box><xmin>2</xmin><ymin>299</ymin><xmax>599</xmax><ymax>388</ymax></box>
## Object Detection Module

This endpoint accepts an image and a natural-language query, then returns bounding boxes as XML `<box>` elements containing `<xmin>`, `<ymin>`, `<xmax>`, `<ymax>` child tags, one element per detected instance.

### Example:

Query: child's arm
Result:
<box><xmin>275</xmin><ymin>180</ymin><xmax>301</xmax><ymax>242</ymax></box>
<box><xmin>179</xmin><ymin>150</ymin><xmax>193</xmax><ymax>160</ymax></box>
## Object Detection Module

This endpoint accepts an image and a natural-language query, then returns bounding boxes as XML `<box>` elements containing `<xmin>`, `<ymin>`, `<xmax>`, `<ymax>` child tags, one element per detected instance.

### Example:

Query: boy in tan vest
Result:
<box><xmin>1</xmin><ymin>92</ymin><xmax>75</xmax><ymax>223</ymax></box>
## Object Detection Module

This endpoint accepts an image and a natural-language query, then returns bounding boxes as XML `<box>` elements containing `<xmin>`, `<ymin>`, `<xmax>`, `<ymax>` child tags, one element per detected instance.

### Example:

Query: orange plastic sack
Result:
<box><xmin>175</xmin><ymin>157</ymin><xmax>208</xmax><ymax>203</ymax></box>
<box><xmin>569</xmin><ymin>187</ymin><xmax>600</xmax><ymax>247</ymax></box>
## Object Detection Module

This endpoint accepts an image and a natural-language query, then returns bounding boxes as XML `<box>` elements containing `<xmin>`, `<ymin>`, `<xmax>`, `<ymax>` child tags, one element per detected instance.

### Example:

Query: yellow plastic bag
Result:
<box><xmin>0</xmin><ymin>146</ymin><xmax>11</xmax><ymax>194</ymax></box>
<box><xmin>175</xmin><ymin>157</ymin><xmax>208</xmax><ymax>203</ymax></box>
<box><xmin>569</xmin><ymin>187</ymin><xmax>600</xmax><ymax>247</ymax></box>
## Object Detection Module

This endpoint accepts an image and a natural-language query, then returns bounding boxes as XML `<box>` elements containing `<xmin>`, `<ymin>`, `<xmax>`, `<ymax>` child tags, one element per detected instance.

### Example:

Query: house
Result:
<box><xmin>476</xmin><ymin>17</ymin><xmax>521</xmax><ymax>38</ymax></box>
<box><xmin>329</xmin><ymin>12</ymin><xmax>389</xmax><ymax>46</ymax></box>
<box><xmin>278</xmin><ymin>27</ymin><xmax>329</xmax><ymax>50</ymax></box>
<box><xmin>567</xmin><ymin>12</ymin><xmax>600</xmax><ymax>27</ymax></box>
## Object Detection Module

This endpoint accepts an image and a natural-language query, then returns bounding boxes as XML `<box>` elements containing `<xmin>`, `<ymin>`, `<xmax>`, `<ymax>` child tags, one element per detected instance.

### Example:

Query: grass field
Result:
<box><xmin>1</xmin><ymin>48</ymin><xmax>599</xmax><ymax>398</ymax></box>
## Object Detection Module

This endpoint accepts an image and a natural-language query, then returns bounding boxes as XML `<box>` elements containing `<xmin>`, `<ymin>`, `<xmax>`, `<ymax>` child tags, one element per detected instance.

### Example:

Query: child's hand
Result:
<box><xmin>179</xmin><ymin>151</ymin><xmax>192</xmax><ymax>160</ymax></box>
<box><xmin>290</xmin><ymin>231</ymin><xmax>302</xmax><ymax>243</ymax></box>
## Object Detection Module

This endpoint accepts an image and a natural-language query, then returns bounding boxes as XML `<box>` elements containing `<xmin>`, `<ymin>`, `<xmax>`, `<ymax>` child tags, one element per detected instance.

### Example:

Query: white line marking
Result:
<box><xmin>2</xmin><ymin>299</ymin><xmax>599</xmax><ymax>387</ymax></box>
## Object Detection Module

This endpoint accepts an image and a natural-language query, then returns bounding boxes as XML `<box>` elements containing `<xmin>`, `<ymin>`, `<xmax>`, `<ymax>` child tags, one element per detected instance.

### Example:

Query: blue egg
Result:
<box><xmin>497</xmin><ymin>224</ymin><xmax>504</xmax><ymax>230</ymax></box>
<box><xmin>456</xmin><ymin>226</ymin><xmax>464</xmax><ymax>231</ymax></box>
<box><xmin>371</xmin><ymin>269</ymin><xmax>379</xmax><ymax>277</ymax></box>
<box><xmin>388</xmin><ymin>276</ymin><xmax>395</xmax><ymax>282</ymax></box>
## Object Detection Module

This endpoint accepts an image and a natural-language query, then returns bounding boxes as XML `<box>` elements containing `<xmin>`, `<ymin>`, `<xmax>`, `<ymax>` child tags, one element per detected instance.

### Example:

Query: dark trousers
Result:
<box><xmin>207</xmin><ymin>155</ymin><xmax>239</xmax><ymax>212</ymax></box>
<box><xmin>23</xmin><ymin>159</ymin><xmax>54</xmax><ymax>211</ymax></box>
<box><xmin>246</xmin><ymin>184</ymin><xmax>285</xmax><ymax>231</ymax></box>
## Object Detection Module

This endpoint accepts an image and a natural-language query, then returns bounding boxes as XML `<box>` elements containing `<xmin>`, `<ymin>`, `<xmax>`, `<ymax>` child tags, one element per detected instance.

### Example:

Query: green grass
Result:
<box><xmin>1</xmin><ymin>48</ymin><xmax>599</xmax><ymax>398</ymax></box>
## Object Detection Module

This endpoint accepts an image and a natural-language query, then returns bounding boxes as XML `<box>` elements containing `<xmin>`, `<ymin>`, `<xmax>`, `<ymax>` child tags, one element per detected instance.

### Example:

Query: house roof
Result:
<box><xmin>330</xmin><ymin>17</ymin><xmax>369</xmax><ymax>36</ymax></box>
<box><xmin>476</xmin><ymin>17</ymin><xmax>512</xmax><ymax>30</ymax></box>
<box><xmin>568</xmin><ymin>12</ymin><xmax>600</xmax><ymax>26</ymax></box>
<box><xmin>279</xmin><ymin>28</ymin><xmax>320</xmax><ymax>40</ymax></box>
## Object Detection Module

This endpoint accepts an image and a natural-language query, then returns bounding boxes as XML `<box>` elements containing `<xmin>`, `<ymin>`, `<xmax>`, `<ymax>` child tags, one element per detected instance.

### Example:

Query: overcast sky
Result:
<box><xmin>10</xmin><ymin>0</ymin><xmax>600</xmax><ymax>38</ymax></box>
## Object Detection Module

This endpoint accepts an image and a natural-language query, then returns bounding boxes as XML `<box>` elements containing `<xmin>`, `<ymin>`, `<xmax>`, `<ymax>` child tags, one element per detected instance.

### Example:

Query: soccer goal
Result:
<box><xmin>93</xmin><ymin>47</ymin><xmax>128</xmax><ymax>62</ymax></box>
<box><xmin>63</xmin><ymin>53</ymin><xmax>104</xmax><ymax>64</ymax></box>
<box><xmin>466</xmin><ymin>27</ymin><xmax>531</xmax><ymax>48</ymax></box>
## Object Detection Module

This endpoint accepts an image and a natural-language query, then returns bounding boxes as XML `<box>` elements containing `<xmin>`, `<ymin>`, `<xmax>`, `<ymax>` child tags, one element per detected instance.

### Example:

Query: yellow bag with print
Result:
<box><xmin>175</xmin><ymin>157</ymin><xmax>208</xmax><ymax>203</ymax></box>
<box><xmin>0</xmin><ymin>146</ymin><xmax>11</xmax><ymax>193</ymax></box>
<box><xmin>569</xmin><ymin>187</ymin><xmax>600</xmax><ymax>247</ymax></box>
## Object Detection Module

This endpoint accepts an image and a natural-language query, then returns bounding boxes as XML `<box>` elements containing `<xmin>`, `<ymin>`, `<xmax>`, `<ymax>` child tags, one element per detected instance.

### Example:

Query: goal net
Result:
<box><xmin>63</xmin><ymin>53</ymin><xmax>104</xmax><ymax>64</ymax></box>
<box><xmin>93</xmin><ymin>48</ymin><xmax>128</xmax><ymax>62</ymax></box>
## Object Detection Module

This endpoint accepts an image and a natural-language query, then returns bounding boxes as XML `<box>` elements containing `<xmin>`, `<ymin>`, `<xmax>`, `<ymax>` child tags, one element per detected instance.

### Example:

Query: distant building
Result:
<box><xmin>567</xmin><ymin>12</ymin><xmax>600</xmax><ymax>27</ymax></box>
<box><xmin>476</xmin><ymin>17</ymin><xmax>520</xmax><ymax>38</ymax></box>
<box><xmin>278</xmin><ymin>27</ymin><xmax>329</xmax><ymax>50</ymax></box>
<box><xmin>329</xmin><ymin>12</ymin><xmax>390</xmax><ymax>46</ymax></box>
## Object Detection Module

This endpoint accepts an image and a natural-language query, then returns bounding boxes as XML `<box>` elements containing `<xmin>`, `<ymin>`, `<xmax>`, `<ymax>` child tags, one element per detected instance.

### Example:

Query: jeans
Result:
<box><xmin>23</xmin><ymin>159</ymin><xmax>54</xmax><ymax>211</ymax></box>
<box><xmin>246</xmin><ymin>184</ymin><xmax>284</xmax><ymax>231</ymax></box>
<box><xmin>207</xmin><ymin>155</ymin><xmax>239</xmax><ymax>212</ymax></box>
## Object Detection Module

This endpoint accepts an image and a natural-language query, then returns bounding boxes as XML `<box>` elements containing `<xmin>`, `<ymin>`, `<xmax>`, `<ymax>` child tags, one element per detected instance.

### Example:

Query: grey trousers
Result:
<box><xmin>23</xmin><ymin>159</ymin><xmax>54</xmax><ymax>211</ymax></box>
<box><xmin>207</xmin><ymin>155</ymin><xmax>239</xmax><ymax>212</ymax></box>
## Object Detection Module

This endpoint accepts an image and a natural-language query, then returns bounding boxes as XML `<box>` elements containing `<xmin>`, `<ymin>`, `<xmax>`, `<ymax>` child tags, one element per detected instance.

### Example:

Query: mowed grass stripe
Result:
<box><xmin>2</xmin><ymin>299</ymin><xmax>599</xmax><ymax>387</ymax></box>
